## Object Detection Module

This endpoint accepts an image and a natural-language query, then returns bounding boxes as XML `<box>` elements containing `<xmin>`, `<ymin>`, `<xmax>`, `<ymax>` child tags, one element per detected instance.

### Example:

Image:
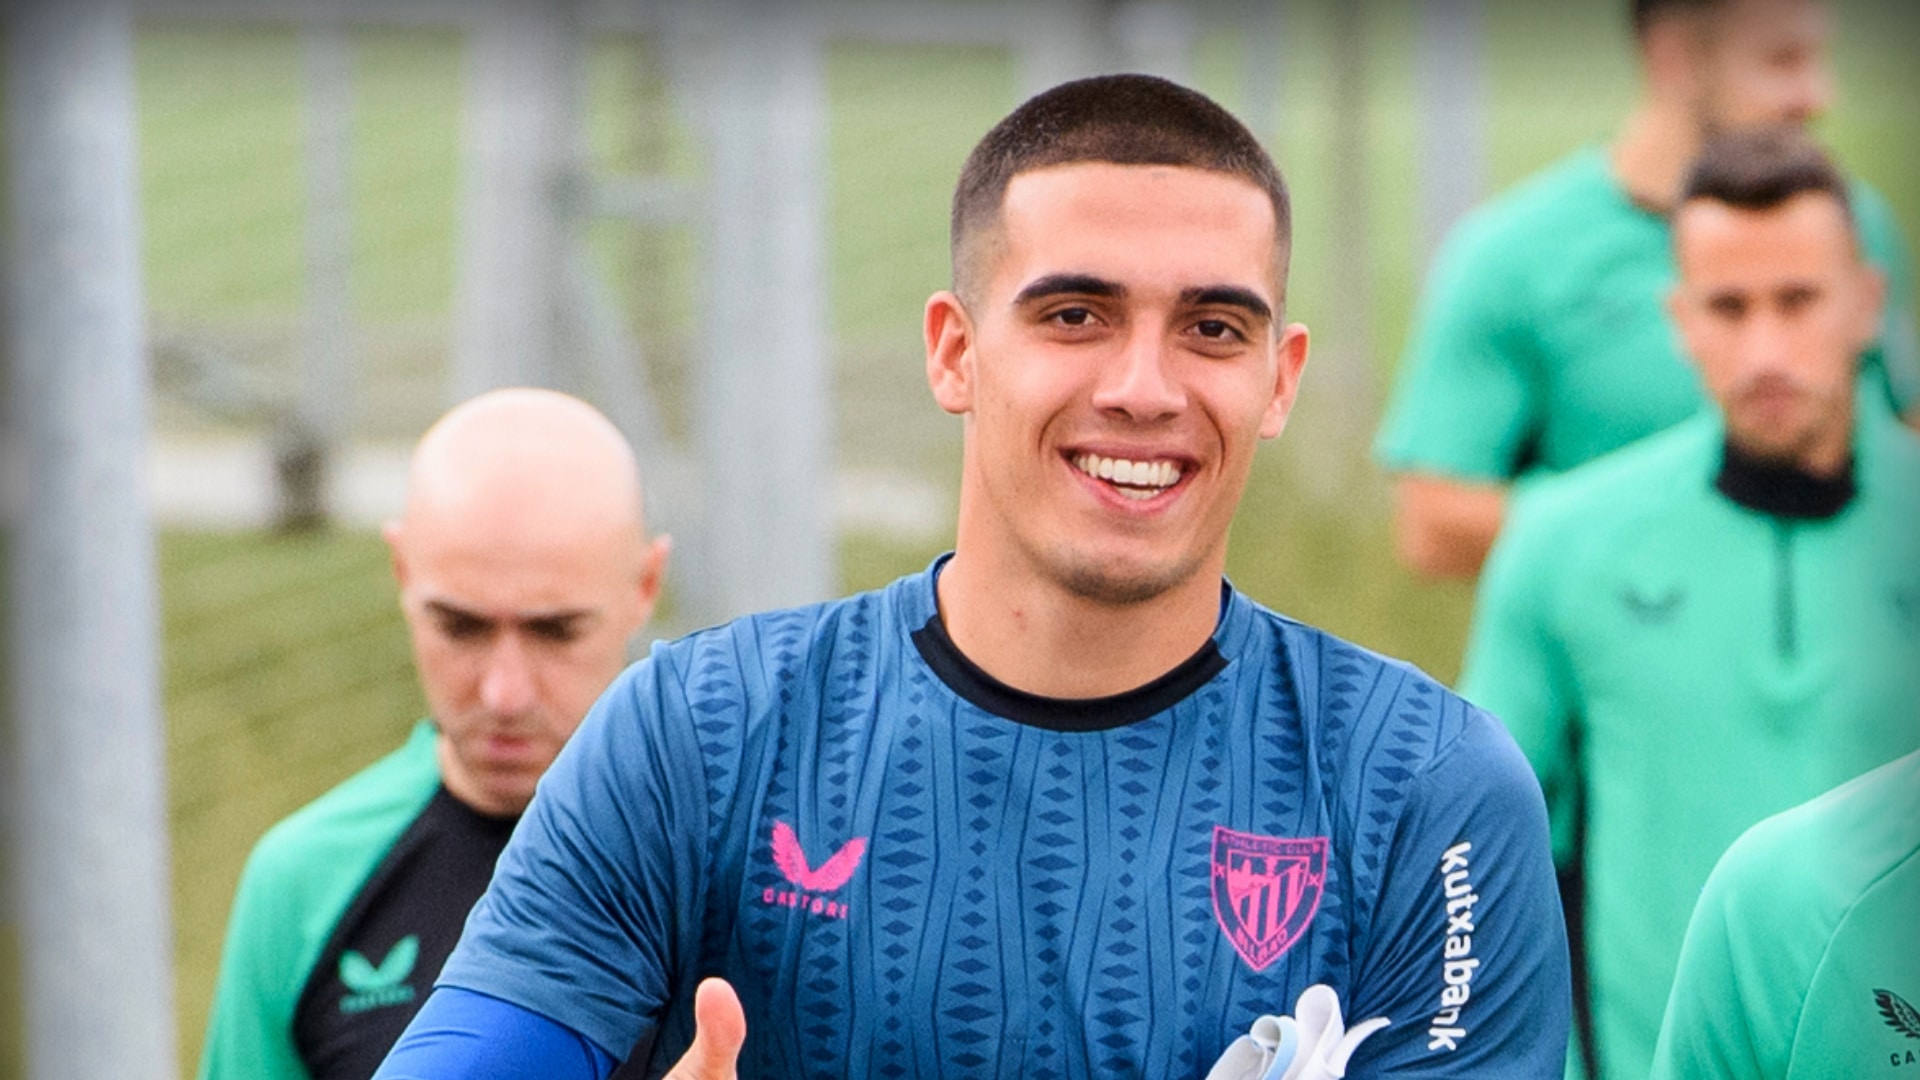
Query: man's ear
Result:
<box><xmin>1666</xmin><ymin>286</ymin><xmax>1705</xmax><ymax>374</ymax></box>
<box><xmin>925</xmin><ymin>290</ymin><xmax>976</xmax><ymax>416</ymax></box>
<box><xmin>1851</xmin><ymin>265</ymin><xmax>1887</xmax><ymax>353</ymax></box>
<box><xmin>382</xmin><ymin>519</ymin><xmax>409</xmax><ymax>587</ymax></box>
<box><xmin>635</xmin><ymin>533</ymin><xmax>672</xmax><ymax>625</ymax></box>
<box><xmin>1641</xmin><ymin>14</ymin><xmax>1704</xmax><ymax>101</ymax></box>
<box><xmin>1257</xmin><ymin>322</ymin><xmax>1311</xmax><ymax>439</ymax></box>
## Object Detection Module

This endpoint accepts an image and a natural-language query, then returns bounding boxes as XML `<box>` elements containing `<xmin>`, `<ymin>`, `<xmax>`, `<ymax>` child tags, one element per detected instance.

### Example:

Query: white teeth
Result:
<box><xmin>1072</xmin><ymin>453</ymin><xmax>1182</xmax><ymax>494</ymax></box>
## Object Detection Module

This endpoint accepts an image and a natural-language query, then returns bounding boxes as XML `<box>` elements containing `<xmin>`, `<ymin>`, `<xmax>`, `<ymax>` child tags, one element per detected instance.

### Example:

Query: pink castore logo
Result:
<box><xmin>761</xmin><ymin>820</ymin><xmax>867</xmax><ymax>920</ymax></box>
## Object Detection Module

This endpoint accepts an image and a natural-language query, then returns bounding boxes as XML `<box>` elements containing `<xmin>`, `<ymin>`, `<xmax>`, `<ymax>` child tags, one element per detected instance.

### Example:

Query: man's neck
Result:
<box><xmin>1714</xmin><ymin>415</ymin><xmax>1859</xmax><ymax>521</ymax></box>
<box><xmin>1611</xmin><ymin>101</ymin><xmax>1699</xmax><ymax>214</ymax></box>
<box><xmin>933</xmin><ymin>550</ymin><xmax>1223</xmax><ymax>701</ymax></box>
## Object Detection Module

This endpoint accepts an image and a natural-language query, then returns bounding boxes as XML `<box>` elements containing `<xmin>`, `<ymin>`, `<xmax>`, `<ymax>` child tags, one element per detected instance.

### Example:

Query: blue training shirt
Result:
<box><xmin>431</xmin><ymin>559</ymin><xmax>1569</xmax><ymax>1078</ymax></box>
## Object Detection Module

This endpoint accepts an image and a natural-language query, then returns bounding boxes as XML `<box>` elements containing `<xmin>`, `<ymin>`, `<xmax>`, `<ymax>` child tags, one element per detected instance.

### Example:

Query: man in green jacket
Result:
<box><xmin>198</xmin><ymin>388</ymin><xmax>670</xmax><ymax>1080</ymax></box>
<box><xmin>1460</xmin><ymin>127</ymin><xmax>1920</xmax><ymax>1080</ymax></box>
<box><xmin>1652</xmin><ymin>748</ymin><xmax>1920</xmax><ymax>1080</ymax></box>
<box><xmin>1376</xmin><ymin>0</ymin><xmax>1918</xmax><ymax>581</ymax></box>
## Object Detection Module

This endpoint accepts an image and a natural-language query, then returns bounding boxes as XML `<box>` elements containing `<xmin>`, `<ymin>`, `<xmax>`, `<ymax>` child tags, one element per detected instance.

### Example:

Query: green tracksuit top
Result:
<box><xmin>199</xmin><ymin>724</ymin><xmax>442</xmax><ymax>1080</ymax></box>
<box><xmin>1375</xmin><ymin>146</ymin><xmax>1919</xmax><ymax>481</ymax></box>
<box><xmin>1459</xmin><ymin>397</ymin><xmax>1920</xmax><ymax>1080</ymax></box>
<box><xmin>1652</xmin><ymin>748</ymin><xmax>1920</xmax><ymax>1080</ymax></box>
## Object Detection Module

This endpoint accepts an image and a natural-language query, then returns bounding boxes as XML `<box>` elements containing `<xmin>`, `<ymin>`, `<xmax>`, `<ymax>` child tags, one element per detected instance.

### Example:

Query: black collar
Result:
<box><xmin>1714</xmin><ymin>438</ymin><xmax>1857</xmax><ymax>520</ymax></box>
<box><xmin>910</xmin><ymin>613</ymin><xmax>1226</xmax><ymax>732</ymax></box>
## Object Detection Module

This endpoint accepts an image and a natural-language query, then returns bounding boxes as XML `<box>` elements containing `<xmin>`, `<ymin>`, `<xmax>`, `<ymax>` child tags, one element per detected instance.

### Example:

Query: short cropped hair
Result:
<box><xmin>1630</xmin><ymin>0</ymin><xmax>1726</xmax><ymax>39</ymax></box>
<box><xmin>949</xmin><ymin>73</ymin><xmax>1290</xmax><ymax>304</ymax></box>
<box><xmin>1680</xmin><ymin>126</ymin><xmax>1853</xmax><ymax>225</ymax></box>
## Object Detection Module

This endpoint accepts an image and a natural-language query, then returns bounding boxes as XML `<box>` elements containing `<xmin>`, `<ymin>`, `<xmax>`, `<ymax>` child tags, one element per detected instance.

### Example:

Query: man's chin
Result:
<box><xmin>1053</xmin><ymin>552</ymin><xmax>1202</xmax><ymax>607</ymax></box>
<box><xmin>471</xmin><ymin>771</ymin><xmax>541</xmax><ymax>816</ymax></box>
<box><xmin>1726</xmin><ymin>411</ymin><xmax>1815</xmax><ymax>460</ymax></box>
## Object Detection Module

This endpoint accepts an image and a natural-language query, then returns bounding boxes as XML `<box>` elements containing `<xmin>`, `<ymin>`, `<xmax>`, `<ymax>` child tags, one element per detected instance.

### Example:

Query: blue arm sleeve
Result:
<box><xmin>371</xmin><ymin>987</ymin><xmax>618</xmax><ymax>1080</ymax></box>
<box><xmin>1344</xmin><ymin>709</ymin><xmax>1572</xmax><ymax>1076</ymax></box>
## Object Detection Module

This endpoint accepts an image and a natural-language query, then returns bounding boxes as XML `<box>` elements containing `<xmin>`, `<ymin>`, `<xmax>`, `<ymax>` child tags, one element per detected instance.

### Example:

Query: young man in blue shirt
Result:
<box><xmin>375</xmin><ymin>74</ymin><xmax>1570</xmax><ymax>1080</ymax></box>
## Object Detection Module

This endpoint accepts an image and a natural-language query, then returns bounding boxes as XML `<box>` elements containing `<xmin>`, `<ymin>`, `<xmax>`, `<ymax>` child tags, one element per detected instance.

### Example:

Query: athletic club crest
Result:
<box><xmin>1211</xmin><ymin>826</ymin><xmax>1328</xmax><ymax>972</ymax></box>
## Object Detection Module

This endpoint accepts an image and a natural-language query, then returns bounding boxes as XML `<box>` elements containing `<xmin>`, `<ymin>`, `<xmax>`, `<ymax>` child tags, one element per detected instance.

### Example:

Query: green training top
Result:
<box><xmin>1375</xmin><ymin>145</ymin><xmax>1920</xmax><ymax>481</ymax></box>
<box><xmin>1459</xmin><ymin>396</ymin><xmax>1920</xmax><ymax>1079</ymax></box>
<box><xmin>198</xmin><ymin>722</ymin><xmax>441</xmax><ymax>1080</ymax></box>
<box><xmin>1651</xmin><ymin>748</ymin><xmax>1920</xmax><ymax>1080</ymax></box>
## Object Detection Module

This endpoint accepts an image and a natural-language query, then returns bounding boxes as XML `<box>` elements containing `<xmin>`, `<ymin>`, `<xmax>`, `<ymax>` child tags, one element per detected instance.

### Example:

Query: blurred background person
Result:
<box><xmin>1459</xmin><ymin>128</ymin><xmax>1920</xmax><ymax>1080</ymax></box>
<box><xmin>1375</xmin><ymin>0</ymin><xmax>1918</xmax><ymax>582</ymax></box>
<box><xmin>197</xmin><ymin>388</ymin><xmax>669</xmax><ymax>1080</ymax></box>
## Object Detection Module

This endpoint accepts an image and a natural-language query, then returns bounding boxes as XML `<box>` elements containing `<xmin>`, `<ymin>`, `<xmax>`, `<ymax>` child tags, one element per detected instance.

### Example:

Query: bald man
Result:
<box><xmin>199</xmin><ymin>389</ymin><xmax>668</xmax><ymax>1080</ymax></box>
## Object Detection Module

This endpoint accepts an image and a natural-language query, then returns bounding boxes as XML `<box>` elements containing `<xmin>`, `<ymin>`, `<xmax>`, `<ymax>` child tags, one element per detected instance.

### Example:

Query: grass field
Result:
<box><xmin>4</xmin><ymin>3</ymin><xmax>1917</xmax><ymax>1077</ymax></box>
<box><xmin>162</xmin><ymin>530</ymin><xmax>422</xmax><ymax>1080</ymax></box>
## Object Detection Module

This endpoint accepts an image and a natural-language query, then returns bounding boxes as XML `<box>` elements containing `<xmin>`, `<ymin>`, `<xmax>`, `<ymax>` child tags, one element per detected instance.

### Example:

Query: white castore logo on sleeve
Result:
<box><xmin>1428</xmin><ymin>840</ymin><xmax>1480</xmax><ymax>1052</ymax></box>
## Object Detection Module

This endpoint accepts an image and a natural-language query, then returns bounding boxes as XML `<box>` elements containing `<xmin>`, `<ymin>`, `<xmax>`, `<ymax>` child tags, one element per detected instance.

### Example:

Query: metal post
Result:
<box><xmin>1235</xmin><ymin>1</ymin><xmax>1287</xmax><ymax>147</ymax></box>
<box><xmin>682</xmin><ymin>4</ymin><xmax>833</xmax><ymax>623</ymax></box>
<box><xmin>279</xmin><ymin>23</ymin><xmax>356</xmax><ymax>531</ymax></box>
<box><xmin>451</xmin><ymin>0</ymin><xmax>581</xmax><ymax>399</ymax></box>
<box><xmin>1415</xmin><ymin>0</ymin><xmax>1487</xmax><ymax>263</ymax></box>
<box><xmin>1280</xmin><ymin>0</ymin><xmax>1379</xmax><ymax>503</ymax></box>
<box><xmin>1329</xmin><ymin>1</ymin><xmax>1372</xmax><ymax>381</ymax></box>
<box><xmin>1016</xmin><ymin>0</ymin><xmax>1113</xmax><ymax>99</ymax></box>
<box><xmin>1111</xmin><ymin>2</ymin><xmax>1194</xmax><ymax>83</ymax></box>
<box><xmin>4</xmin><ymin>1</ymin><xmax>176</xmax><ymax>1076</ymax></box>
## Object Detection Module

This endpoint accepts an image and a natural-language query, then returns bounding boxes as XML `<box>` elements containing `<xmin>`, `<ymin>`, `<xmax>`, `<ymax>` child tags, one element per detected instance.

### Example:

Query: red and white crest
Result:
<box><xmin>1210</xmin><ymin>826</ymin><xmax>1327</xmax><ymax>972</ymax></box>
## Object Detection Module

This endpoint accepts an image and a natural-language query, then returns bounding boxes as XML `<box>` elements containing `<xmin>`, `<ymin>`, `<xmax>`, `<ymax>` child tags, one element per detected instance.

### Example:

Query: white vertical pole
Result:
<box><xmin>451</xmin><ymin>0</ymin><xmax>581</xmax><ymax>399</ymax></box>
<box><xmin>281</xmin><ymin>23</ymin><xmax>355</xmax><ymax>530</ymax></box>
<box><xmin>1329</xmin><ymin>1</ymin><xmax>1373</xmax><ymax>379</ymax></box>
<box><xmin>1111</xmin><ymin>2</ymin><xmax>1195</xmax><ymax>83</ymax></box>
<box><xmin>1415</xmin><ymin>0</ymin><xmax>1487</xmax><ymax>263</ymax></box>
<box><xmin>1017</xmin><ymin>0</ymin><xmax>1113</xmax><ymax>99</ymax></box>
<box><xmin>1237</xmin><ymin>2</ymin><xmax>1287</xmax><ymax>148</ymax></box>
<box><xmin>4</xmin><ymin>1</ymin><xmax>176</xmax><ymax>1076</ymax></box>
<box><xmin>686</xmin><ymin>3</ymin><xmax>833</xmax><ymax>623</ymax></box>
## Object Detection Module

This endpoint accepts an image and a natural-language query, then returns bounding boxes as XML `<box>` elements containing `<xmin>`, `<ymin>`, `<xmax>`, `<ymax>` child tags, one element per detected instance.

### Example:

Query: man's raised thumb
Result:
<box><xmin>663</xmin><ymin>978</ymin><xmax>747</xmax><ymax>1080</ymax></box>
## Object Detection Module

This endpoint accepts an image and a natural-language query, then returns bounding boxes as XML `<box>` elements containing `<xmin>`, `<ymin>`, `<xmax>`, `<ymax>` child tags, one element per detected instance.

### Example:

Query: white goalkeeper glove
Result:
<box><xmin>1202</xmin><ymin>1011</ymin><xmax>1298</xmax><ymax>1080</ymax></box>
<box><xmin>1203</xmin><ymin>984</ymin><xmax>1390</xmax><ymax>1080</ymax></box>
<box><xmin>1282</xmin><ymin>983</ymin><xmax>1391</xmax><ymax>1080</ymax></box>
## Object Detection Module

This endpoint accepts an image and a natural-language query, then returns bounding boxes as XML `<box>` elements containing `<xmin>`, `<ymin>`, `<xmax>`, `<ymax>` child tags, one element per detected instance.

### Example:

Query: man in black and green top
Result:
<box><xmin>1461</xmin><ymin>128</ymin><xmax>1920</xmax><ymax>1079</ymax></box>
<box><xmin>1375</xmin><ymin>0</ymin><xmax>1919</xmax><ymax>580</ymax></box>
<box><xmin>198</xmin><ymin>389</ymin><xmax>670</xmax><ymax>1080</ymax></box>
<box><xmin>1652</xmin><ymin>747</ymin><xmax>1920</xmax><ymax>1080</ymax></box>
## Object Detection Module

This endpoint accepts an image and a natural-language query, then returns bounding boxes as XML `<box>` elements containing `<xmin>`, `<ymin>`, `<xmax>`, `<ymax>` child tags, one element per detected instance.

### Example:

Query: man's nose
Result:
<box><xmin>479</xmin><ymin>634</ymin><xmax>537</xmax><ymax>717</ymax></box>
<box><xmin>1737</xmin><ymin>309</ymin><xmax>1799</xmax><ymax>377</ymax></box>
<box><xmin>1090</xmin><ymin>327</ymin><xmax>1186</xmax><ymax>420</ymax></box>
<box><xmin>1782</xmin><ymin>63</ymin><xmax>1834</xmax><ymax>125</ymax></box>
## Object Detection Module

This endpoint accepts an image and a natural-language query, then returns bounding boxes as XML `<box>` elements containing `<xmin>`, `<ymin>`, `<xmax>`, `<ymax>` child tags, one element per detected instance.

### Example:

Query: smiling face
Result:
<box><xmin>1670</xmin><ymin>191</ymin><xmax>1881</xmax><ymax>474</ymax></box>
<box><xmin>926</xmin><ymin>162</ymin><xmax>1307</xmax><ymax>608</ymax></box>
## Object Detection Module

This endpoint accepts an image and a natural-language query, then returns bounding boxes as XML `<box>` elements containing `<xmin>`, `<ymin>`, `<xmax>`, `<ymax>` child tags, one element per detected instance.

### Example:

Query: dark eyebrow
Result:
<box><xmin>424</xmin><ymin>599</ymin><xmax>595</xmax><ymax>631</ymax></box>
<box><xmin>1181</xmin><ymin>286</ymin><xmax>1273</xmax><ymax>324</ymax></box>
<box><xmin>523</xmin><ymin>612</ymin><xmax>592</xmax><ymax>634</ymax></box>
<box><xmin>424</xmin><ymin>599</ymin><xmax>493</xmax><ymax>625</ymax></box>
<box><xmin>1013</xmin><ymin>274</ymin><xmax>1125</xmax><ymax>306</ymax></box>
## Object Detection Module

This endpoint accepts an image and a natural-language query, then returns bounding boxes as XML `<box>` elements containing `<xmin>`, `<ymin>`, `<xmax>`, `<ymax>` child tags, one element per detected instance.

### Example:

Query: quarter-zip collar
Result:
<box><xmin>1714</xmin><ymin>438</ymin><xmax>1856</xmax><ymax>520</ymax></box>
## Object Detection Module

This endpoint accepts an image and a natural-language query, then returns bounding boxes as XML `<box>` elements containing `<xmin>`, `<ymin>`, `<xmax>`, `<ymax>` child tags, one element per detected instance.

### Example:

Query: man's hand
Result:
<box><xmin>662</xmin><ymin>978</ymin><xmax>747</xmax><ymax>1080</ymax></box>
